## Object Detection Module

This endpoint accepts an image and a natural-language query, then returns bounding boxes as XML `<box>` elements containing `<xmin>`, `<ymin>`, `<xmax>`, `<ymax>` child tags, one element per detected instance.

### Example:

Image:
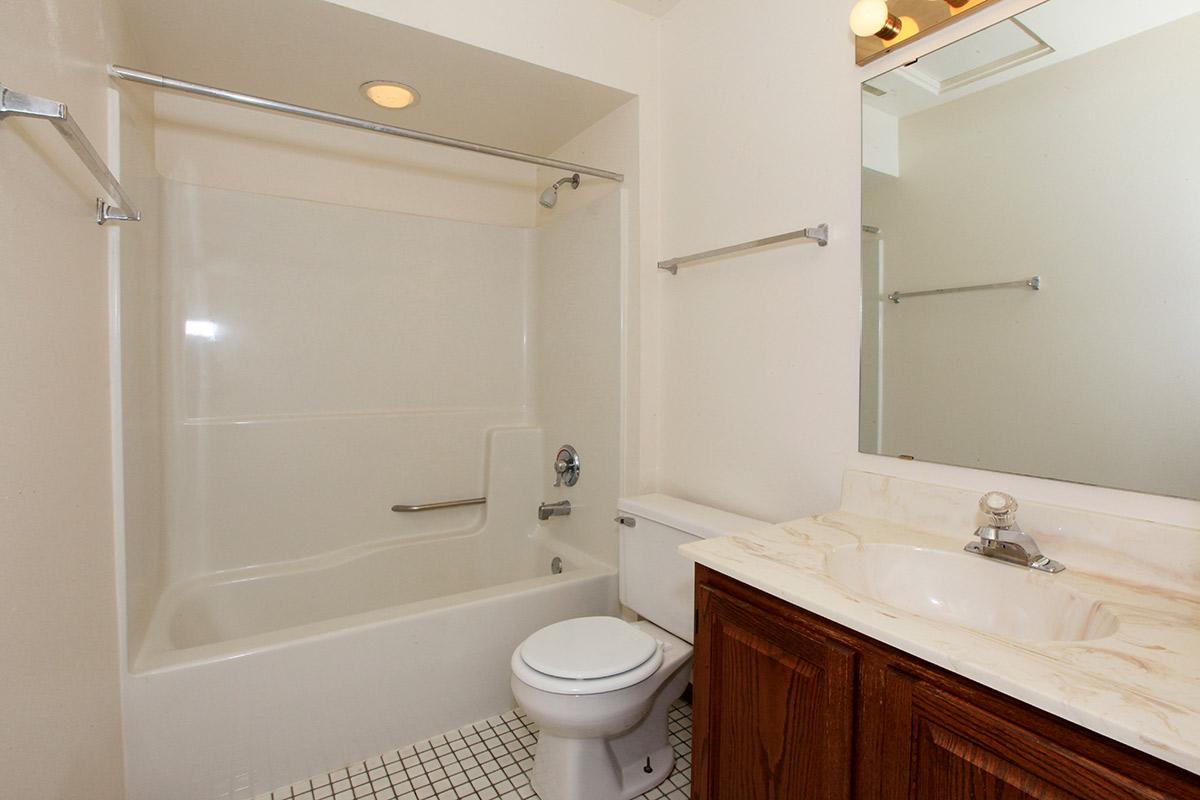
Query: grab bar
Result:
<box><xmin>0</xmin><ymin>83</ymin><xmax>141</xmax><ymax>224</ymax></box>
<box><xmin>391</xmin><ymin>497</ymin><xmax>486</xmax><ymax>513</ymax></box>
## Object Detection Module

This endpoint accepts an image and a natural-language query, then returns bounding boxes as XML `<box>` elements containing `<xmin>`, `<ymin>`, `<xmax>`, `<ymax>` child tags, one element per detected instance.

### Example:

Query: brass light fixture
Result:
<box><xmin>849</xmin><ymin>0</ymin><xmax>914</xmax><ymax>42</ymax></box>
<box><xmin>850</xmin><ymin>0</ymin><xmax>1000</xmax><ymax>64</ymax></box>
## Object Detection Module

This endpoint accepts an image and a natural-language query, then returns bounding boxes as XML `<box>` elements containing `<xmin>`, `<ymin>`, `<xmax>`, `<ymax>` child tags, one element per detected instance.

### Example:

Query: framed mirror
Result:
<box><xmin>859</xmin><ymin>0</ymin><xmax>1200</xmax><ymax>500</ymax></box>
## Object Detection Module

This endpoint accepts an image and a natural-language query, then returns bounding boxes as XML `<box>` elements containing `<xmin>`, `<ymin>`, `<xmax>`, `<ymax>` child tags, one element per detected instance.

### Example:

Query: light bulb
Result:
<box><xmin>894</xmin><ymin>15</ymin><xmax>921</xmax><ymax>41</ymax></box>
<box><xmin>947</xmin><ymin>0</ymin><xmax>986</xmax><ymax>15</ymax></box>
<box><xmin>360</xmin><ymin>81</ymin><xmax>420</xmax><ymax>109</ymax></box>
<box><xmin>849</xmin><ymin>0</ymin><xmax>891</xmax><ymax>37</ymax></box>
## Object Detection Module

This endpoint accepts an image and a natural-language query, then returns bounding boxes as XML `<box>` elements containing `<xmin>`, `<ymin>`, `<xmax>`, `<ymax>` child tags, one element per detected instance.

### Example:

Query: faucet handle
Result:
<box><xmin>979</xmin><ymin>491</ymin><xmax>1018</xmax><ymax>527</ymax></box>
<box><xmin>552</xmin><ymin>444</ymin><xmax>580</xmax><ymax>488</ymax></box>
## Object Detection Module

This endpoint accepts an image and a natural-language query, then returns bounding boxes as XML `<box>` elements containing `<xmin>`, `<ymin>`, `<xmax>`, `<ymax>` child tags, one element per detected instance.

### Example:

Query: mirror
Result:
<box><xmin>860</xmin><ymin>0</ymin><xmax>1200</xmax><ymax>501</ymax></box>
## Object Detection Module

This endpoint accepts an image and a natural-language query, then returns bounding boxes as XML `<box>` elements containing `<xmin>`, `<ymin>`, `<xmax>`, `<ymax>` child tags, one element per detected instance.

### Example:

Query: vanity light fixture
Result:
<box><xmin>944</xmin><ymin>0</ymin><xmax>988</xmax><ymax>14</ymax></box>
<box><xmin>360</xmin><ymin>80</ymin><xmax>420</xmax><ymax>109</ymax></box>
<box><xmin>849</xmin><ymin>0</ymin><xmax>919</xmax><ymax>42</ymax></box>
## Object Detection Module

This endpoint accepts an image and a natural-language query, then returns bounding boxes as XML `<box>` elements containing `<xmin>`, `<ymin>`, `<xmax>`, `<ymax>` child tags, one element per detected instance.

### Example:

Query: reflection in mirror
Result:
<box><xmin>860</xmin><ymin>0</ymin><xmax>1200</xmax><ymax>500</ymax></box>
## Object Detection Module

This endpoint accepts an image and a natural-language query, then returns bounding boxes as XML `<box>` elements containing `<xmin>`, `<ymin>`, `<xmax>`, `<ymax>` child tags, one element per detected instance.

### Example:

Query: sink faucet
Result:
<box><xmin>965</xmin><ymin>492</ymin><xmax>1064</xmax><ymax>573</ymax></box>
<box><xmin>538</xmin><ymin>500</ymin><xmax>571</xmax><ymax>521</ymax></box>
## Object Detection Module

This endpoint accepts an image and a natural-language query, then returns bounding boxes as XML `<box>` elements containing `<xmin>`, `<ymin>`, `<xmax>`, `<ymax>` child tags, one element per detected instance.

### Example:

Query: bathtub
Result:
<box><xmin>121</xmin><ymin>429</ymin><xmax>618</xmax><ymax>800</ymax></box>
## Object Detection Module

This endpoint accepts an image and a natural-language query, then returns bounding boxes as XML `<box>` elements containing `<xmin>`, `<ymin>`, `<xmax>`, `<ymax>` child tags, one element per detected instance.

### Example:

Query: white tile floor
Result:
<box><xmin>257</xmin><ymin>700</ymin><xmax>692</xmax><ymax>800</ymax></box>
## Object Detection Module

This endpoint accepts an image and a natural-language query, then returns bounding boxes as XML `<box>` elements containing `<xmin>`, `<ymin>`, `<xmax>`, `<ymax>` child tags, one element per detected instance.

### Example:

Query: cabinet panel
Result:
<box><xmin>693</xmin><ymin>579</ymin><xmax>856</xmax><ymax>800</ymax></box>
<box><xmin>692</xmin><ymin>566</ymin><xmax>1200</xmax><ymax>800</ymax></box>
<box><xmin>884</xmin><ymin>673</ymin><xmax>1189</xmax><ymax>800</ymax></box>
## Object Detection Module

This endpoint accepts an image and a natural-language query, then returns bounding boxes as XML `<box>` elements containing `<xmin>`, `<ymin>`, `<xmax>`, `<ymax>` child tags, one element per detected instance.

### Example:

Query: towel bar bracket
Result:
<box><xmin>0</xmin><ymin>83</ymin><xmax>141</xmax><ymax>225</ymax></box>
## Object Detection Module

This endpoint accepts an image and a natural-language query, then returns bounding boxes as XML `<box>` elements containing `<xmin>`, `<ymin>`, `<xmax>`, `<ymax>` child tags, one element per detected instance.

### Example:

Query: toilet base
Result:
<box><xmin>531</xmin><ymin>737</ymin><xmax>675</xmax><ymax>800</ymax></box>
<box><xmin>527</xmin><ymin>664</ymin><xmax>690</xmax><ymax>800</ymax></box>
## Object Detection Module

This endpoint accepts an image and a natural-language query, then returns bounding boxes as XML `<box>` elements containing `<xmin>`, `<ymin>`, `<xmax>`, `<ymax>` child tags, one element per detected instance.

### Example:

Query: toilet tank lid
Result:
<box><xmin>617</xmin><ymin>493</ymin><xmax>766</xmax><ymax>539</ymax></box>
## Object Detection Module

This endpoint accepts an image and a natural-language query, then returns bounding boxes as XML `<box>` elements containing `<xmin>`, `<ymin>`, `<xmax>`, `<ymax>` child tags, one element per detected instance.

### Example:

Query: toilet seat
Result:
<box><xmin>521</xmin><ymin>617</ymin><xmax>658</xmax><ymax>679</ymax></box>
<box><xmin>512</xmin><ymin>617</ymin><xmax>666</xmax><ymax>696</ymax></box>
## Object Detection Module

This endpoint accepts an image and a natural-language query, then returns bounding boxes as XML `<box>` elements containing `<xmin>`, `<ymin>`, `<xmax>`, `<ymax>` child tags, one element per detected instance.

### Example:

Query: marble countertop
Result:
<box><xmin>679</xmin><ymin>475</ymin><xmax>1200</xmax><ymax>775</ymax></box>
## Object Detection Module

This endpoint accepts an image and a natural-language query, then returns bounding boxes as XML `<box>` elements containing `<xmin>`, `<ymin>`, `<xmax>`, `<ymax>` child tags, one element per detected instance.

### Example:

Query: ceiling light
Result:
<box><xmin>360</xmin><ymin>81</ymin><xmax>420</xmax><ymax>109</ymax></box>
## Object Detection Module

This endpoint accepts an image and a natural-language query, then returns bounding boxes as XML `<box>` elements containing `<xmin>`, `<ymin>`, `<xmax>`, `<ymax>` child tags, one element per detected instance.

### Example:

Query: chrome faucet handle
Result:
<box><xmin>967</xmin><ymin>491</ymin><xmax>1065</xmax><ymax>573</ymax></box>
<box><xmin>552</xmin><ymin>444</ymin><xmax>580</xmax><ymax>488</ymax></box>
<box><xmin>980</xmin><ymin>491</ymin><xmax>1018</xmax><ymax>528</ymax></box>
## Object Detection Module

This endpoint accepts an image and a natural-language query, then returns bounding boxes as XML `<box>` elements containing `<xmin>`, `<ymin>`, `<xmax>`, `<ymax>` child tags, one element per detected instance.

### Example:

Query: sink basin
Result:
<box><xmin>825</xmin><ymin>544</ymin><xmax>1118</xmax><ymax>642</ymax></box>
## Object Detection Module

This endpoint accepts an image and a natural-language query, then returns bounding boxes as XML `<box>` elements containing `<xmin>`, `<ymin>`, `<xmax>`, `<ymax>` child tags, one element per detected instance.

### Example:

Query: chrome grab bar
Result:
<box><xmin>0</xmin><ymin>83</ymin><xmax>141</xmax><ymax>224</ymax></box>
<box><xmin>391</xmin><ymin>497</ymin><xmax>486</xmax><ymax>513</ymax></box>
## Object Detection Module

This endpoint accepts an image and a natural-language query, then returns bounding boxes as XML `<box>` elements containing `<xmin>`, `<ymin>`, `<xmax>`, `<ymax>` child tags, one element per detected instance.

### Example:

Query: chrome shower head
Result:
<box><xmin>539</xmin><ymin>173</ymin><xmax>580</xmax><ymax>208</ymax></box>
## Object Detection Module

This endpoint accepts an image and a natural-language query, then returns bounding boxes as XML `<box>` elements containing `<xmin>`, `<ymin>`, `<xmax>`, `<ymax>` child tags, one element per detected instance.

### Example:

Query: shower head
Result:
<box><xmin>539</xmin><ymin>173</ymin><xmax>581</xmax><ymax>208</ymax></box>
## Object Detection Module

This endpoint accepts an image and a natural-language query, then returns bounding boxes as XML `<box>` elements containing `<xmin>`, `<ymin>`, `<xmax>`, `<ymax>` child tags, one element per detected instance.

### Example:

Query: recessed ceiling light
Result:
<box><xmin>360</xmin><ymin>81</ymin><xmax>420</xmax><ymax>110</ymax></box>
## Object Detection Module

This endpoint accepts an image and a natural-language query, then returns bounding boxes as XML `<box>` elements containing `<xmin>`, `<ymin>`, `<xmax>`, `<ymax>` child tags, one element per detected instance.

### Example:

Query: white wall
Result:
<box><xmin>135</xmin><ymin>61</ymin><xmax>636</xmax><ymax>584</ymax></box>
<box><xmin>862</xmin><ymin>105</ymin><xmax>898</xmax><ymax>177</ymax></box>
<box><xmin>535</xmin><ymin>191</ymin><xmax>624</xmax><ymax>565</ymax></box>
<box><xmin>0</xmin><ymin>1</ymin><xmax>137</xmax><ymax>796</ymax></box>
<box><xmin>867</xmin><ymin>15</ymin><xmax>1200</xmax><ymax>500</ymax></box>
<box><xmin>532</xmin><ymin>98</ymin><xmax>641</xmax><ymax>564</ymax></box>
<box><xmin>152</xmin><ymin>93</ymin><xmax>538</xmax><ymax>228</ymax></box>
<box><xmin>657</xmin><ymin>0</ymin><xmax>863</xmax><ymax>522</ymax></box>
<box><xmin>116</xmin><ymin>83</ymin><xmax>165</xmax><ymax>664</ymax></box>
<box><xmin>657</xmin><ymin>0</ymin><xmax>1200</xmax><ymax>530</ymax></box>
<box><xmin>156</xmin><ymin>179</ymin><xmax>535</xmax><ymax>579</ymax></box>
<box><xmin>325</xmin><ymin>0</ymin><xmax>665</xmax><ymax>497</ymax></box>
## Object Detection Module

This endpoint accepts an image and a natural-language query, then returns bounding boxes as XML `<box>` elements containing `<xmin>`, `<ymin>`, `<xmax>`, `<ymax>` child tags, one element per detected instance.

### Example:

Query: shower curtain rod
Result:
<box><xmin>108</xmin><ymin>65</ymin><xmax>625</xmax><ymax>183</ymax></box>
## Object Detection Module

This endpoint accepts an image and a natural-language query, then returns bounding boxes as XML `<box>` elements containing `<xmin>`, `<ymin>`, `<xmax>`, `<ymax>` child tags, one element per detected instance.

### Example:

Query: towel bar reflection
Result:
<box><xmin>888</xmin><ymin>276</ymin><xmax>1040</xmax><ymax>304</ymax></box>
<box><xmin>658</xmin><ymin>225</ymin><xmax>829</xmax><ymax>275</ymax></box>
<box><xmin>0</xmin><ymin>83</ymin><xmax>140</xmax><ymax>224</ymax></box>
<box><xmin>392</xmin><ymin>497</ymin><xmax>486</xmax><ymax>513</ymax></box>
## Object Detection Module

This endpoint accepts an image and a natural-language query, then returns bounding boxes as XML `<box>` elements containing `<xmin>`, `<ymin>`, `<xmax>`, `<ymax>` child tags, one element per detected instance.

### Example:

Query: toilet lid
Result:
<box><xmin>519</xmin><ymin>616</ymin><xmax>658</xmax><ymax>680</ymax></box>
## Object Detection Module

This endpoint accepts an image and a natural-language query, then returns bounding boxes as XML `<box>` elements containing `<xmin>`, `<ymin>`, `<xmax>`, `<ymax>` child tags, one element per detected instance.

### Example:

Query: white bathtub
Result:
<box><xmin>122</xmin><ymin>429</ymin><xmax>618</xmax><ymax>800</ymax></box>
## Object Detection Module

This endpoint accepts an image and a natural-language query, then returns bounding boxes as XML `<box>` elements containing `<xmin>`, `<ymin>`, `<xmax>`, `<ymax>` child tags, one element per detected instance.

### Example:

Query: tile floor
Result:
<box><xmin>257</xmin><ymin>700</ymin><xmax>692</xmax><ymax>800</ymax></box>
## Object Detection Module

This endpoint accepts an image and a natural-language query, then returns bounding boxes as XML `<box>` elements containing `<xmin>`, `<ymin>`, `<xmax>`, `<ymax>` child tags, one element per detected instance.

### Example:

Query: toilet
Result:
<box><xmin>510</xmin><ymin>494</ymin><xmax>765</xmax><ymax>800</ymax></box>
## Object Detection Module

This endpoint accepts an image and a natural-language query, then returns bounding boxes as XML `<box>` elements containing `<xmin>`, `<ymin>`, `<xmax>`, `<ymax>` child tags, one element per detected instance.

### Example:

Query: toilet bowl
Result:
<box><xmin>511</xmin><ymin>494</ymin><xmax>765</xmax><ymax>800</ymax></box>
<box><xmin>510</xmin><ymin>617</ymin><xmax>693</xmax><ymax>800</ymax></box>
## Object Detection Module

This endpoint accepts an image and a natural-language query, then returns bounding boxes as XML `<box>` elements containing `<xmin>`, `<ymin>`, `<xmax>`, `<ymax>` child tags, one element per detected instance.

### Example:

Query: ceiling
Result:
<box><xmin>608</xmin><ymin>0</ymin><xmax>683</xmax><ymax>17</ymax></box>
<box><xmin>116</xmin><ymin>0</ymin><xmax>634</xmax><ymax>156</ymax></box>
<box><xmin>864</xmin><ymin>0</ymin><xmax>1200</xmax><ymax>118</ymax></box>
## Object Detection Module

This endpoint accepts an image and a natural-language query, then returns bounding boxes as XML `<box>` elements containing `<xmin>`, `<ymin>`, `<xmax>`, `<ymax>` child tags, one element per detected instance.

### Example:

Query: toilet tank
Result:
<box><xmin>618</xmin><ymin>494</ymin><xmax>766</xmax><ymax>644</ymax></box>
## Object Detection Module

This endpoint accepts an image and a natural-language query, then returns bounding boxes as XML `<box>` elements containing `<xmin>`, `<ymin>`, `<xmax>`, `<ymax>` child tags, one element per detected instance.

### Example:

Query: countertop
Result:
<box><xmin>679</xmin><ymin>472</ymin><xmax>1200</xmax><ymax>775</ymax></box>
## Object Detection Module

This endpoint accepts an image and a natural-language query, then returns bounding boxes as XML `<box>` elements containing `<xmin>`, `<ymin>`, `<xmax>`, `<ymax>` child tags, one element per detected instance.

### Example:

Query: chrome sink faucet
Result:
<box><xmin>965</xmin><ymin>492</ymin><xmax>1064</xmax><ymax>573</ymax></box>
<box><xmin>538</xmin><ymin>500</ymin><xmax>571</xmax><ymax>521</ymax></box>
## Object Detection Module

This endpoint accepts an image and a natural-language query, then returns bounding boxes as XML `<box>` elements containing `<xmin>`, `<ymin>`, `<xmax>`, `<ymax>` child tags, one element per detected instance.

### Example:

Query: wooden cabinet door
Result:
<box><xmin>692</xmin><ymin>579</ymin><xmax>857</xmax><ymax>800</ymax></box>
<box><xmin>879</xmin><ymin>668</ymin><xmax>1192</xmax><ymax>800</ymax></box>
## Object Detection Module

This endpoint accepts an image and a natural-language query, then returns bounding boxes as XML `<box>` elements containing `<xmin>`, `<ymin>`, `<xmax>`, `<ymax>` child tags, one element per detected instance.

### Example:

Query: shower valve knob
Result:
<box><xmin>553</xmin><ymin>444</ymin><xmax>581</xmax><ymax>487</ymax></box>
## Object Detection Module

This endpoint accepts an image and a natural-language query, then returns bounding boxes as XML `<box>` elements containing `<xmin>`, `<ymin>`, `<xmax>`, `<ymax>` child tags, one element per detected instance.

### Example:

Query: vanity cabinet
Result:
<box><xmin>691</xmin><ymin>566</ymin><xmax>1200</xmax><ymax>800</ymax></box>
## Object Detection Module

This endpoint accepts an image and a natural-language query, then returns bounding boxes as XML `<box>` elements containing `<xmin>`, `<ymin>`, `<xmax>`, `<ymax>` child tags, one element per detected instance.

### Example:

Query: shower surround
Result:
<box><xmin>113</xmin><ymin>120</ymin><xmax>625</xmax><ymax>796</ymax></box>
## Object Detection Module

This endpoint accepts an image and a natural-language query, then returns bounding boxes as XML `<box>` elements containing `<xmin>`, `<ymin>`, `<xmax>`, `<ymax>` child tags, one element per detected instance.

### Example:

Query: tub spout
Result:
<box><xmin>538</xmin><ymin>500</ymin><xmax>571</xmax><ymax>521</ymax></box>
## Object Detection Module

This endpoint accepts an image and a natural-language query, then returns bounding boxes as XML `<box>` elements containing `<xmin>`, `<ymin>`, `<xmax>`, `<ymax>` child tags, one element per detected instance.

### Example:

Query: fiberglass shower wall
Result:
<box><xmin>157</xmin><ymin>180</ymin><xmax>535</xmax><ymax>579</ymax></box>
<box><xmin>115</xmin><ymin>89</ymin><xmax>627</xmax><ymax>663</ymax></box>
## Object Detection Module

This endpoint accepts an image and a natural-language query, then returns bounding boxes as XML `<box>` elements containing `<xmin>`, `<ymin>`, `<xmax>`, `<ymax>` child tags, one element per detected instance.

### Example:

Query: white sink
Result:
<box><xmin>825</xmin><ymin>544</ymin><xmax>1118</xmax><ymax>642</ymax></box>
